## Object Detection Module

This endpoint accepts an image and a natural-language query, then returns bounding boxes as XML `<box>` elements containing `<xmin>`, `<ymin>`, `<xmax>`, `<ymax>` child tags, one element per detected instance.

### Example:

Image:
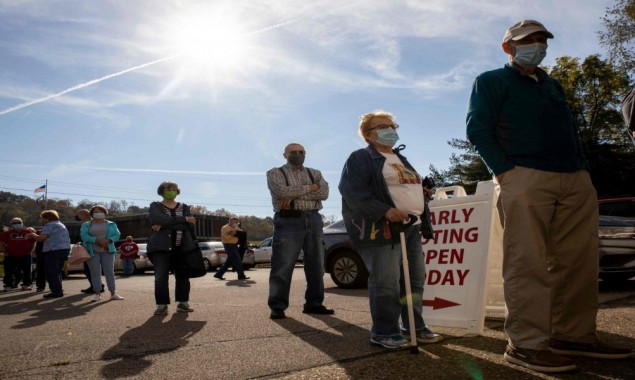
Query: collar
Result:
<box><xmin>505</xmin><ymin>62</ymin><xmax>548</xmax><ymax>82</ymax></box>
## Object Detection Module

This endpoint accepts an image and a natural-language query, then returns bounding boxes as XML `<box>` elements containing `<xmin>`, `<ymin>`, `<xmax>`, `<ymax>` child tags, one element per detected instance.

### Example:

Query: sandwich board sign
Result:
<box><xmin>422</xmin><ymin>181</ymin><xmax>505</xmax><ymax>335</ymax></box>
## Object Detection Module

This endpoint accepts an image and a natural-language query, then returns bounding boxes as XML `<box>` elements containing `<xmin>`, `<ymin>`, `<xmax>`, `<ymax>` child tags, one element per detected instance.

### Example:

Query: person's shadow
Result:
<box><xmin>9</xmin><ymin>294</ymin><xmax>105</xmax><ymax>329</ymax></box>
<box><xmin>99</xmin><ymin>313</ymin><xmax>206</xmax><ymax>379</ymax></box>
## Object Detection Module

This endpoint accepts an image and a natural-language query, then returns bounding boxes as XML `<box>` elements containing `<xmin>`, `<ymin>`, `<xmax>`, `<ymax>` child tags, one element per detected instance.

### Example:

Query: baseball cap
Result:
<box><xmin>503</xmin><ymin>20</ymin><xmax>554</xmax><ymax>43</ymax></box>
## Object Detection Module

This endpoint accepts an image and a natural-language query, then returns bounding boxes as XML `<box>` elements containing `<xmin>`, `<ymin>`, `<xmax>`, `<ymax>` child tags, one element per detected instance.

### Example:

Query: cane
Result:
<box><xmin>399</xmin><ymin>214</ymin><xmax>419</xmax><ymax>354</ymax></box>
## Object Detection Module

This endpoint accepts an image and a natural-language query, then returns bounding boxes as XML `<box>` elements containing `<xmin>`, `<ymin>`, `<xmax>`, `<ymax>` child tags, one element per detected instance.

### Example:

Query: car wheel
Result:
<box><xmin>203</xmin><ymin>258</ymin><xmax>212</xmax><ymax>272</ymax></box>
<box><xmin>133</xmin><ymin>262</ymin><xmax>145</xmax><ymax>275</ymax></box>
<box><xmin>242</xmin><ymin>264</ymin><xmax>252</xmax><ymax>270</ymax></box>
<box><xmin>329</xmin><ymin>249</ymin><xmax>368</xmax><ymax>289</ymax></box>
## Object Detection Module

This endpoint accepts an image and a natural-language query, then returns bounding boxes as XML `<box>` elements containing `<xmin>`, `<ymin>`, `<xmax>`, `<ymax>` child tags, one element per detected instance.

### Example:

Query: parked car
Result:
<box><xmin>253</xmin><ymin>237</ymin><xmax>273</xmax><ymax>264</ymax></box>
<box><xmin>323</xmin><ymin>220</ymin><xmax>368</xmax><ymax>289</ymax></box>
<box><xmin>323</xmin><ymin>213</ymin><xmax>635</xmax><ymax>289</ymax></box>
<box><xmin>63</xmin><ymin>243</ymin><xmax>153</xmax><ymax>276</ymax></box>
<box><xmin>598</xmin><ymin>215</ymin><xmax>635</xmax><ymax>282</ymax></box>
<box><xmin>598</xmin><ymin>196</ymin><xmax>635</xmax><ymax>218</ymax></box>
<box><xmin>198</xmin><ymin>241</ymin><xmax>255</xmax><ymax>271</ymax></box>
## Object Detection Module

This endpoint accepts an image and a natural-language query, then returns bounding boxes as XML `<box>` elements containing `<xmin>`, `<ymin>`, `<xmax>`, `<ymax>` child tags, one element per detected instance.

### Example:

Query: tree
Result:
<box><xmin>548</xmin><ymin>55</ymin><xmax>635</xmax><ymax>196</ymax></box>
<box><xmin>433</xmin><ymin>55</ymin><xmax>635</xmax><ymax>196</ymax></box>
<box><xmin>599</xmin><ymin>0</ymin><xmax>635</xmax><ymax>73</ymax></box>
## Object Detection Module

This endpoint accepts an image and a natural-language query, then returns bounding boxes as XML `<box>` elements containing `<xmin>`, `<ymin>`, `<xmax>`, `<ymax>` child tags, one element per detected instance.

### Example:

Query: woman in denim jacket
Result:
<box><xmin>338</xmin><ymin>110</ymin><xmax>441</xmax><ymax>350</ymax></box>
<box><xmin>81</xmin><ymin>205</ymin><xmax>122</xmax><ymax>302</ymax></box>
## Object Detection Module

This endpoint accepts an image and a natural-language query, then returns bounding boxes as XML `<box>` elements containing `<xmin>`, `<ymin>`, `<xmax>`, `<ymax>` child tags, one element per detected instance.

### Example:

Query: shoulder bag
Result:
<box><xmin>68</xmin><ymin>243</ymin><xmax>91</xmax><ymax>265</ymax></box>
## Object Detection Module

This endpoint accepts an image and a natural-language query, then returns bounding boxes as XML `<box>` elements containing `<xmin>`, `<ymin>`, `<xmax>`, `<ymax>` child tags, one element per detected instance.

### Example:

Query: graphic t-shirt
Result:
<box><xmin>0</xmin><ymin>229</ymin><xmax>36</xmax><ymax>257</ymax></box>
<box><xmin>120</xmin><ymin>242</ymin><xmax>139</xmax><ymax>258</ymax></box>
<box><xmin>381</xmin><ymin>153</ymin><xmax>424</xmax><ymax>224</ymax></box>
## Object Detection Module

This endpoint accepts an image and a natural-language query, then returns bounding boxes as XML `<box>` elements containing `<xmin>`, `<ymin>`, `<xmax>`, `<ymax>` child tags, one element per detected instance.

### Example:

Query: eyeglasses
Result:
<box><xmin>370</xmin><ymin>124</ymin><xmax>399</xmax><ymax>131</ymax></box>
<box><xmin>288</xmin><ymin>150</ymin><xmax>306</xmax><ymax>155</ymax></box>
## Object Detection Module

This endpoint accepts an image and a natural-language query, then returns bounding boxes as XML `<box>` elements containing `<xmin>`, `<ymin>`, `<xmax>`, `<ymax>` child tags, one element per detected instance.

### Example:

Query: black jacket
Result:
<box><xmin>147</xmin><ymin>202</ymin><xmax>197</xmax><ymax>253</ymax></box>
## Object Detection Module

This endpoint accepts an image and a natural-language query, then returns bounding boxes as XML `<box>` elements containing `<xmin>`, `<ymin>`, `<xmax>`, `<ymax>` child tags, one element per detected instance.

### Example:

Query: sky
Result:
<box><xmin>0</xmin><ymin>0</ymin><xmax>618</xmax><ymax>220</ymax></box>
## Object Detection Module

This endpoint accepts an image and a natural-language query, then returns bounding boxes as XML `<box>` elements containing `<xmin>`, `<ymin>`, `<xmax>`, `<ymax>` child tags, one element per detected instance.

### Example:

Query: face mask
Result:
<box><xmin>93</xmin><ymin>212</ymin><xmax>106</xmax><ymax>220</ymax></box>
<box><xmin>12</xmin><ymin>224</ymin><xmax>23</xmax><ymax>229</ymax></box>
<box><xmin>231</xmin><ymin>223</ymin><xmax>239</xmax><ymax>228</ymax></box>
<box><xmin>513</xmin><ymin>43</ymin><xmax>547</xmax><ymax>67</ymax></box>
<box><xmin>287</xmin><ymin>153</ymin><xmax>305</xmax><ymax>166</ymax></box>
<box><xmin>375</xmin><ymin>128</ymin><xmax>400</xmax><ymax>147</ymax></box>
<box><xmin>163</xmin><ymin>190</ymin><xmax>178</xmax><ymax>200</ymax></box>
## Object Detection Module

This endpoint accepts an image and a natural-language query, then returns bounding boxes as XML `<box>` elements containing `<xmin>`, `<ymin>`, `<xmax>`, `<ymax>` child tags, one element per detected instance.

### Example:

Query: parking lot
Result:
<box><xmin>0</xmin><ymin>267</ymin><xmax>634</xmax><ymax>379</ymax></box>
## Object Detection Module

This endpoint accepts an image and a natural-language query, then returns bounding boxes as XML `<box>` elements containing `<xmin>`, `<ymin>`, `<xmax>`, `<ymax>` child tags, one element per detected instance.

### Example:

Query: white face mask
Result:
<box><xmin>513</xmin><ymin>43</ymin><xmax>547</xmax><ymax>67</ymax></box>
<box><xmin>93</xmin><ymin>212</ymin><xmax>106</xmax><ymax>220</ymax></box>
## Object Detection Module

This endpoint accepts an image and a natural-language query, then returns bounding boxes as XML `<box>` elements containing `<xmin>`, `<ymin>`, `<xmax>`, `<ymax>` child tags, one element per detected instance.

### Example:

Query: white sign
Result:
<box><xmin>422</xmin><ymin>182</ymin><xmax>504</xmax><ymax>334</ymax></box>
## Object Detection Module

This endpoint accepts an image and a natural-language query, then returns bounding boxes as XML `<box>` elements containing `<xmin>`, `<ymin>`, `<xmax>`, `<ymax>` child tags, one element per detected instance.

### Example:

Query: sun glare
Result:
<box><xmin>167</xmin><ymin>7</ymin><xmax>252</xmax><ymax>74</ymax></box>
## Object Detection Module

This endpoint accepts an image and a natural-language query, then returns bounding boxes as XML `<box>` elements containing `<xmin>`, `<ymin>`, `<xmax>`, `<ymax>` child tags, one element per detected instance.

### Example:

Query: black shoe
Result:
<box><xmin>238</xmin><ymin>276</ymin><xmax>250</xmax><ymax>280</ymax></box>
<box><xmin>81</xmin><ymin>287</ymin><xmax>94</xmax><ymax>294</ymax></box>
<box><xmin>504</xmin><ymin>344</ymin><xmax>576</xmax><ymax>373</ymax></box>
<box><xmin>43</xmin><ymin>293</ymin><xmax>63</xmax><ymax>299</ymax></box>
<box><xmin>270</xmin><ymin>309</ymin><xmax>286</xmax><ymax>319</ymax></box>
<box><xmin>549</xmin><ymin>339</ymin><xmax>634</xmax><ymax>359</ymax></box>
<box><xmin>213</xmin><ymin>274</ymin><xmax>226</xmax><ymax>280</ymax></box>
<box><xmin>303</xmin><ymin>305</ymin><xmax>335</xmax><ymax>315</ymax></box>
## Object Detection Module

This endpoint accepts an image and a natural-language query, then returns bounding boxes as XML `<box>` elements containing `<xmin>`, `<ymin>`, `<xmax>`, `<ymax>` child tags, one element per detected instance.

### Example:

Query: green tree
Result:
<box><xmin>548</xmin><ymin>55</ymin><xmax>634</xmax><ymax>195</ymax></box>
<box><xmin>599</xmin><ymin>0</ymin><xmax>635</xmax><ymax>73</ymax></box>
<box><xmin>434</xmin><ymin>55</ymin><xmax>634</xmax><ymax>196</ymax></box>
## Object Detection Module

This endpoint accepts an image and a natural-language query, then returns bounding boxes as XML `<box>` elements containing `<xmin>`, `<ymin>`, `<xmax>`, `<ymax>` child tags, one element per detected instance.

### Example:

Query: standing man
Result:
<box><xmin>467</xmin><ymin>20</ymin><xmax>633</xmax><ymax>373</ymax></box>
<box><xmin>214</xmin><ymin>217</ymin><xmax>250</xmax><ymax>281</ymax></box>
<box><xmin>1</xmin><ymin>218</ymin><xmax>35</xmax><ymax>291</ymax></box>
<box><xmin>266</xmin><ymin>143</ymin><xmax>332</xmax><ymax>319</ymax></box>
<box><xmin>119</xmin><ymin>236</ymin><xmax>139</xmax><ymax>277</ymax></box>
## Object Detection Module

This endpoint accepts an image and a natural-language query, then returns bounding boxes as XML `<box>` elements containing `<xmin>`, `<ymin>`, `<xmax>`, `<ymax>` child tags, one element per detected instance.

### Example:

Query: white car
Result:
<box><xmin>64</xmin><ymin>243</ymin><xmax>153</xmax><ymax>275</ymax></box>
<box><xmin>252</xmin><ymin>237</ymin><xmax>273</xmax><ymax>264</ymax></box>
<box><xmin>198</xmin><ymin>241</ymin><xmax>255</xmax><ymax>271</ymax></box>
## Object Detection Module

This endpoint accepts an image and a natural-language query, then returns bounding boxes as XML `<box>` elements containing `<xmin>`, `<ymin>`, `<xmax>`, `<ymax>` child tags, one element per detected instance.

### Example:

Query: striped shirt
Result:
<box><xmin>160</xmin><ymin>202</ymin><xmax>185</xmax><ymax>247</ymax></box>
<box><xmin>266</xmin><ymin>163</ymin><xmax>329</xmax><ymax>212</ymax></box>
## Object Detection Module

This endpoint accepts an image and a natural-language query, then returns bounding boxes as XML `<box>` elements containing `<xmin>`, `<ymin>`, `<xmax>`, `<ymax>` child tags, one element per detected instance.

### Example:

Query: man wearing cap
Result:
<box><xmin>467</xmin><ymin>20</ymin><xmax>633</xmax><ymax>373</ymax></box>
<box><xmin>0</xmin><ymin>218</ymin><xmax>36</xmax><ymax>291</ymax></box>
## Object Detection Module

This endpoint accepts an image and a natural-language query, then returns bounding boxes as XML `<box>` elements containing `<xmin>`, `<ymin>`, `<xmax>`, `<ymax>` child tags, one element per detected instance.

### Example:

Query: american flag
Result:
<box><xmin>34</xmin><ymin>184</ymin><xmax>46</xmax><ymax>193</ymax></box>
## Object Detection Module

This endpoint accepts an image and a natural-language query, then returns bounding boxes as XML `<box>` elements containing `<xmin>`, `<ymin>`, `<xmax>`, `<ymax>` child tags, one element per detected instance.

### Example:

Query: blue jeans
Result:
<box><xmin>216</xmin><ymin>244</ymin><xmax>245</xmax><ymax>277</ymax></box>
<box><xmin>122</xmin><ymin>258</ymin><xmax>135</xmax><ymax>276</ymax></box>
<box><xmin>44</xmin><ymin>249</ymin><xmax>69</xmax><ymax>295</ymax></box>
<box><xmin>357</xmin><ymin>224</ymin><xmax>426</xmax><ymax>338</ymax></box>
<box><xmin>88</xmin><ymin>252</ymin><xmax>117</xmax><ymax>293</ymax></box>
<box><xmin>151</xmin><ymin>250</ymin><xmax>190</xmax><ymax>305</ymax></box>
<box><xmin>268</xmin><ymin>211</ymin><xmax>325</xmax><ymax>311</ymax></box>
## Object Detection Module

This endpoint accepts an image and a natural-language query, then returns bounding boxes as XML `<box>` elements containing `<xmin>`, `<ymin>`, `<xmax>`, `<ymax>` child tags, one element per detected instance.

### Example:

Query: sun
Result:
<box><xmin>165</xmin><ymin>6</ymin><xmax>253</xmax><ymax>73</ymax></box>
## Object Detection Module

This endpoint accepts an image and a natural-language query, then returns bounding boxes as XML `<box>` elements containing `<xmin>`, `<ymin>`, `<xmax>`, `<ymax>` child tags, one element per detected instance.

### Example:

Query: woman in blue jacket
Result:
<box><xmin>81</xmin><ymin>205</ymin><xmax>122</xmax><ymax>302</ymax></box>
<box><xmin>338</xmin><ymin>110</ymin><xmax>441</xmax><ymax>350</ymax></box>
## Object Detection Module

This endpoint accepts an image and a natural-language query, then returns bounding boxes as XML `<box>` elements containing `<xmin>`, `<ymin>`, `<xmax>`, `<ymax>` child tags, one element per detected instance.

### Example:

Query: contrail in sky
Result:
<box><xmin>0</xmin><ymin>18</ymin><xmax>299</xmax><ymax>116</ymax></box>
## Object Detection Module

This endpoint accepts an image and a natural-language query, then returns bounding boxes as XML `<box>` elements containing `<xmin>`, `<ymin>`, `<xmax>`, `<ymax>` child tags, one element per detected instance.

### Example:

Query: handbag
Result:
<box><xmin>68</xmin><ymin>244</ymin><xmax>91</xmax><ymax>265</ymax></box>
<box><xmin>174</xmin><ymin>225</ymin><xmax>207</xmax><ymax>278</ymax></box>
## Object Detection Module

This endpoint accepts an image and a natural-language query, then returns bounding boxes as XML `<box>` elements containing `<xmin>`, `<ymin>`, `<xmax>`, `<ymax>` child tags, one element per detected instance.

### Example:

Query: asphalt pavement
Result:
<box><xmin>0</xmin><ymin>267</ymin><xmax>633</xmax><ymax>379</ymax></box>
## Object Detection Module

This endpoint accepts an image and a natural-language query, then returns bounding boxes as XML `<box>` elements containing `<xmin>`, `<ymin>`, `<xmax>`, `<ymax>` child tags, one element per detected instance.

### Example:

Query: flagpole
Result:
<box><xmin>44</xmin><ymin>179</ymin><xmax>48</xmax><ymax>209</ymax></box>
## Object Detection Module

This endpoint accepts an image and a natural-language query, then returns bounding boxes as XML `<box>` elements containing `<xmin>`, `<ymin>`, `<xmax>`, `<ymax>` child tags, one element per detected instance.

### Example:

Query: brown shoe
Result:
<box><xmin>504</xmin><ymin>345</ymin><xmax>577</xmax><ymax>373</ymax></box>
<box><xmin>550</xmin><ymin>339</ymin><xmax>634</xmax><ymax>359</ymax></box>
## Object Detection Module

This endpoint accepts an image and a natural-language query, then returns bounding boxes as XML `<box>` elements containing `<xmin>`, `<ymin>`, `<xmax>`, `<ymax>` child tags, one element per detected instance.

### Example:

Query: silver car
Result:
<box><xmin>198</xmin><ymin>241</ymin><xmax>255</xmax><ymax>271</ymax></box>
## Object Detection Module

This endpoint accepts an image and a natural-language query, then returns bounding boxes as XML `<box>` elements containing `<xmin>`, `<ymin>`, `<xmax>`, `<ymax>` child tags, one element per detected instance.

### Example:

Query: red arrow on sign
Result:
<box><xmin>422</xmin><ymin>297</ymin><xmax>460</xmax><ymax>310</ymax></box>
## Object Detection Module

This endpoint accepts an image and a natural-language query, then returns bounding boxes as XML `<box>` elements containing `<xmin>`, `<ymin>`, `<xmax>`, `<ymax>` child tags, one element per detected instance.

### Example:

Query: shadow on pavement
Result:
<box><xmin>5</xmin><ymin>293</ymin><xmax>106</xmax><ymax>329</ymax></box>
<box><xmin>99</xmin><ymin>312</ymin><xmax>206</xmax><ymax>379</ymax></box>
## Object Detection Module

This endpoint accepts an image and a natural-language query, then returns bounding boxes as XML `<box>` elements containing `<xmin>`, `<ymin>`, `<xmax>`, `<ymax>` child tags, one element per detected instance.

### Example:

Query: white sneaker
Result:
<box><xmin>91</xmin><ymin>294</ymin><xmax>101</xmax><ymax>302</ymax></box>
<box><xmin>21</xmin><ymin>285</ymin><xmax>33</xmax><ymax>291</ymax></box>
<box><xmin>110</xmin><ymin>294</ymin><xmax>124</xmax><ymax>301</ymax></box>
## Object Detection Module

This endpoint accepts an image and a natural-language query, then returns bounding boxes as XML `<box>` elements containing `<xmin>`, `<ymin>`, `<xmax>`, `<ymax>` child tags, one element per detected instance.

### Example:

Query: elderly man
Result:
<box><xmin>466</xmin><ymin>20</ymin><xmax>633</xmax><ymax>373</ymax></box>
<box><xmin>214</xmin><ymin>217</ymin><xmax>250</xmax><ymax>281</ymax></box>
<box><xmin>266</xmin><ymin>142</ymin><xmax>332</xmax><ymax>319</ymax></box>
<box><xmin>1</xmin><ymin>218</ymin><xmax>35</xmax><ymax>291</ymax></box>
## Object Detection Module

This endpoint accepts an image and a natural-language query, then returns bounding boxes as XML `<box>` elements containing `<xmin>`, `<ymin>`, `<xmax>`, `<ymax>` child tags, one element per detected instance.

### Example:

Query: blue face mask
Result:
<box><xmin>514</xmin><ymin>43</ymin><xmax>547</xmax><ymax>67</ymax></box>
<box><xmin>376</xmin><ymin>128</ymin><xmax>400</xmax><ymax>147</ymax></box>
<box><xmin>93</xmin><ymin>212</ymin><xmax>106</xmax><ymax>220</ymax></box>
<box><xmin>12</xmin><ymin>224</ymin><xmax>23</xmax><ymax>229</ymax></box>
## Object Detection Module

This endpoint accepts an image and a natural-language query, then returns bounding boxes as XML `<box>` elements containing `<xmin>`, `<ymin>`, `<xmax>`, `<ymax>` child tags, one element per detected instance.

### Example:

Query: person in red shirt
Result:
<box><xmin>119</xmin><ymin>236</ymin><xmax>139</xmax><ymax>277</ymax></box>
<box><xmin>1</xmin><ymin>218</ymin><xmax>36</xmax><ymax>291</ymax></box>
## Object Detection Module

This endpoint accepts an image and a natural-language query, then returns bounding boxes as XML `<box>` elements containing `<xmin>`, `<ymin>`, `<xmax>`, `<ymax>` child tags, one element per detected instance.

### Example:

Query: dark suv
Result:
<box><xmin>323</xmin><ymin>220</ymin><xmax>368</xmax><ymax>288</ymax></box>
<box><xmin>599</xmin><ymin>197</ymin><xmax>635</xmax><ymax>218</ymax></box>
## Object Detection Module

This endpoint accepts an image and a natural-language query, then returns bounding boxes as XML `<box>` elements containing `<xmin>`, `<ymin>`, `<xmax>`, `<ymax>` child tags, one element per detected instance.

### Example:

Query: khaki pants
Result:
<box><xmin>497</xmin><ymin>166</ymin><xmax>599</xmax><ymax>350</ymax></box>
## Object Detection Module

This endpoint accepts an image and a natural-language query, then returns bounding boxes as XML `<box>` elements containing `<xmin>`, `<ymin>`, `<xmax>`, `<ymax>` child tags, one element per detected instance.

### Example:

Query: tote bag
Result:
<box><xmin>68</xmin><ymin>244</ymin><xmax>91</xmax><ymax>265</ymax></box>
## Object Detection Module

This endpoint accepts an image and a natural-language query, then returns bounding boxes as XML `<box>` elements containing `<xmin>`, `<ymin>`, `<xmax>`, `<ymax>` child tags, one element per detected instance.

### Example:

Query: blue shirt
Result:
<box><xmin>41</xmin><ymin>220</ymin><xmax>71</xmax><ymax>252</ymax></box>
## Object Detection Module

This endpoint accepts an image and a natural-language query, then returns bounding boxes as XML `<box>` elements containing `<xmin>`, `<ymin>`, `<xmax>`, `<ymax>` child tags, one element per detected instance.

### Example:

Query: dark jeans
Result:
<box><xmin>152</xmin><ymin>250</ymin><xmax>190</xmax><ymax>305</ymax></box>
<box><xmin>35</xmin><ymin>251</ymin><xmax>46</xmax><ymax>290</ymax></box>
<box><xmin>45</xmin><ymin>249</ymin><xmax>69</xmax><ymax>295</ymax></box>
<box><xmin>268</xmin><ymin>211</ymin><xmax>325</xmax><ymax>311</ymax></box>
<box><xmin>216</xmin><ymin>244</ymin><xmax>245</xmax><ymax>277</ymax></box>
<box><xmin>83</xmin><ymin>262</ymin><xmax>93</xmax><ymax>287</ymax></box>
<box><xmin>3</xmin><ymin>255</ymin><xmax>32</xmax><ymax>287</ymax></box>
